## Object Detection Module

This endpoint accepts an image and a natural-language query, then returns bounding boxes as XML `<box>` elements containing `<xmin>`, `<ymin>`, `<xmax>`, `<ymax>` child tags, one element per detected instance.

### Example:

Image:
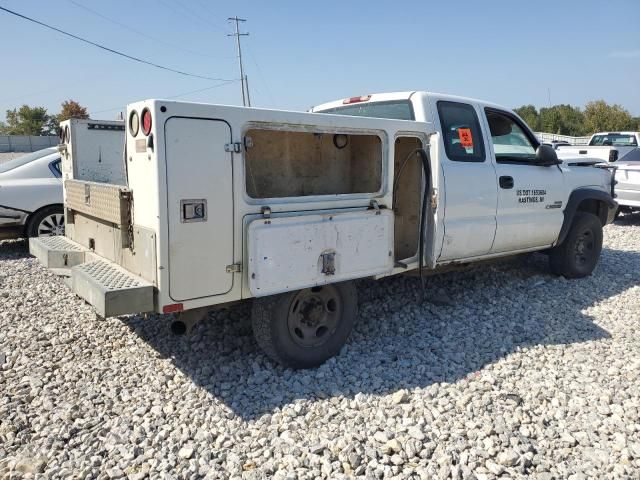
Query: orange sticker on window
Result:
<box><xmin>458</xmin><ymin>128</ymin><xmax>473</xmax><ymax>148</ymax></box>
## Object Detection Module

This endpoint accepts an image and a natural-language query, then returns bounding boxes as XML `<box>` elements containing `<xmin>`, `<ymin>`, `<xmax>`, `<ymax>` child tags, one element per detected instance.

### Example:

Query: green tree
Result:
<box><xmin>583</xmin><ymin>100</ymin><xmax>634</xmax><ymax>133</ymax></box>
<box><xmin>538</xmin><ymin>104</ymin><xmax>586</xmax><ymax>136</ymax></box>
<box><xmin>57</xmin><ymin>99</ymin><xmax>89</xmax><ymax>122</ymax></box>
<box><xmin>514</xmin><ymin>105</ymin><xmax>540</xmax><ymax>131</ymax></box>
<box><xmin>0</xmin><ymin>105</ymin><xmax>55</xmax><ymax>135</ymax></box>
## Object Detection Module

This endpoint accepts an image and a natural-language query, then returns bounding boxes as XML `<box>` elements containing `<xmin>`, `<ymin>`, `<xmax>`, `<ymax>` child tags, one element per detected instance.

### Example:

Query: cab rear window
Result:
<box><xmin>589</xmin><ymin>134</ymin><xmax>638</xmax><ymax>146</ymax></box>
<box><xmin>317</xmin><ymin>100</ymin><xmax>415</xmax><ymax>121</ymax></box>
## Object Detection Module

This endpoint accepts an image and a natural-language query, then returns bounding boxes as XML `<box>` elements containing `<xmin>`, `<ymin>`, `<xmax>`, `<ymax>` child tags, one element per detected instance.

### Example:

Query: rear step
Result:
<box><xmin>29</xmin><ymin>235</ymin><xmax>87</xmax><ymax>269</ymax></box>
<box><xmin>29</xmin><ymin>236</ymin><xmax>154</xmax><ymax>317</ymax></box>
<box><xmin>72</xmin><ymin>260</ymin><xmax>154</xmax><ymax>317</ymax></box>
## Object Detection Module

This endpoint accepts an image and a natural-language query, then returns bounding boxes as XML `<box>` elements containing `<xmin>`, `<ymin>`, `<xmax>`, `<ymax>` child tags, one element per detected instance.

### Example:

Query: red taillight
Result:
<box><xmin>343</xmin><ymin>95</ymin><xmax>371</xmax><ymax>105</ymax></box>
<box><xmin>141</xmin><ymin>108</ymin><xmax>152</xmax><ymax>136</ymax></box>
<box><xmin>163</xmin><ymin>303</ymin><xmax>184</xmax><ymax>314</ymax></box>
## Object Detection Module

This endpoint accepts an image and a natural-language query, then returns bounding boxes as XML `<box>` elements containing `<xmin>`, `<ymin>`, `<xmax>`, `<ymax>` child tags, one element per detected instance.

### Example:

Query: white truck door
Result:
<box><xmin>482</xmin><ymin>109</ymin><xmax>565</xmax><ymax>253</ymax></box>
<box><xmin>164</xmin><ymin>118</ymin><xmax>233</xmax><ymax>301</ymax></box>
<box><xmin>433</xmin><ymin>100</ymin><xmax>498</xmax><ymax>262</ymax></box>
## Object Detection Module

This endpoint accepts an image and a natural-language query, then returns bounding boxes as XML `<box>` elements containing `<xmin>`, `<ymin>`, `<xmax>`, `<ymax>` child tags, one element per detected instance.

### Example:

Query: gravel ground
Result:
<box><xmin>1</xmin><ymin>218</ymin><xmax>639</xmax><ymax>479</ymax></box>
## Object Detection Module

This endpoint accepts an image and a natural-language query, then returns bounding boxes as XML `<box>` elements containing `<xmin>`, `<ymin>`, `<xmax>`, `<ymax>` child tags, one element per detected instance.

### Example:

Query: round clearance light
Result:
<box><xmin>333</xmin><ymin>134</ymin><xmax>349</xmax><ymax>149</ymax></box>
<box><xmin>141</xmin><ymin>108</ymin><xmax>152</xmax><ymax>136</ymax></box>
<box><xmin>129</xmin><ymin>110</ymin><xmax>140</xmax><ymax>137</ymax></box>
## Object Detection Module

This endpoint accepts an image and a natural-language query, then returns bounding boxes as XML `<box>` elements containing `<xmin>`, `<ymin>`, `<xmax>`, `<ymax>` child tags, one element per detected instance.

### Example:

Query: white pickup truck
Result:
<box><xmin>29</xmin><ymin>91</ymin><xmax>617</xmax><ymax>369</ymax></box>
<box><xmin>557</xmin><ymin>131</ymin><xmax>640</xmax><ymax>163</ymax></box>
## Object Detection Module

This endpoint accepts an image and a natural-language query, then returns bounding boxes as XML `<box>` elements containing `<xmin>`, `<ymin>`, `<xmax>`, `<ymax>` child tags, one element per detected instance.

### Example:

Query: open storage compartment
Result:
<box><xmin>244</xmin><ymin>128</ymin><xmax>382</xmax><ymax>199</ymax></box>
<box><xmin>393</xmin><ymin>136</ymin><xmax>424</xmax><ymax>261</ymax></box>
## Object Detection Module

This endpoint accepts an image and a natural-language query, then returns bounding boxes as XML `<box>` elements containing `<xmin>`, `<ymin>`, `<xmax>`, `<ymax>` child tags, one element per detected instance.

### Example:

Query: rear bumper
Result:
<box><xmin>29</xmin><ymin>236</ymin><xmax>155</xmax><ymax>317</ymax></box>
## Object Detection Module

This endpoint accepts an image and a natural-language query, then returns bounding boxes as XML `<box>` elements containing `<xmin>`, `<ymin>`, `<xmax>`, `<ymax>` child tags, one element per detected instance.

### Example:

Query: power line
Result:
<box><xmin>156</xmin><ymin>0</ymin><xmax>225</xmax><ymax>34</ymax></box>
<box><xmin>0</xmin><ymin>5</ymin><xmax>235</xmax><ymax>82</ymax></box>
<box><xmin>172</xmin><ymin>0</ymin><xmax>228</xmax><ymax>33</ymax></box>
<box><xmin>67</xmin><ymin>0</ymin><xmax>229</xmax><ymax>60</ymax></box>
<box><xmin>247</xmin><ymin>44</ymin><xmax>276</xmax><ymax>107</ymax></box>
<box><xmin>89</xmin><ymin>80</ymin><xmax>237</xmax><ymax>116</ymax></box>
<box><xmin>191</xmin><ymin>0</ymin><xmax>232</xmax><ymax>31</ymax></box>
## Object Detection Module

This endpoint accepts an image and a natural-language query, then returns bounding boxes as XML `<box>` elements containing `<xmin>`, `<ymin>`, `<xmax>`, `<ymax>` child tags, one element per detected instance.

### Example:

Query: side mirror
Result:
<box><xmin>536</xmin><ymin>144</ymin><xmax>561</xmax><ymax>166</ymax></box>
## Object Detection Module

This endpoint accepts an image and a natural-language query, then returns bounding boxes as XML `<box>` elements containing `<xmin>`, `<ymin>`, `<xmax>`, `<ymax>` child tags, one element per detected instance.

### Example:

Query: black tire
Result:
<box><xmin>251</xmin><ymin>282</ymin><xmax>358</xmax><ymax>369</ymax></box>
<box><xmin>549</xmin><ymin>212</ymin><xmax>603</xmax><ymax>278</ymax></box>
<box><xmin>26</xmin><ymin>205</ymin><xmax>65</xmax><ymax>238</ymax></box>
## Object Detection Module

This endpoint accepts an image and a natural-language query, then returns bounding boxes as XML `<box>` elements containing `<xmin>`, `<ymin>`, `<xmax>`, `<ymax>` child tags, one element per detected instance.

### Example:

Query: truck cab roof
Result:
<box><xmin>311</xmin><ymin>91</ymin><xmax>515</xmax><ymax>121</ymax></box>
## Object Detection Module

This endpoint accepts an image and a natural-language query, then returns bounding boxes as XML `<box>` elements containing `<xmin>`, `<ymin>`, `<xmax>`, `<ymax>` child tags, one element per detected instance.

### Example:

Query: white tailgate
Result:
<box><xmin>248</xmin><ymin>210</ymin><xmax>394</xmax><ymax>296</ymax></box>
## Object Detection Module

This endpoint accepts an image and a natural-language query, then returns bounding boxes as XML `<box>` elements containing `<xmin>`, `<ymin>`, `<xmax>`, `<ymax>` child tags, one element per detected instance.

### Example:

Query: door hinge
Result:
<box><xmin>430</xmin><ymin>188</ymin><xmax>438</xmax><ymax>210</ymax></box>
<box><xmin>370</xmin><ymin>199</ymin><xmax>381</xmax><ymax>214</ymax></box>
<box><xmin>224</xmin><ymin>142</ymin><xmax>242</xmax><ymax>153</ymax></box>
<box><xmin>226</xmin><ymin>263</ymin><xmax>242</xmax><ymax>273</ymax></box>
<box><xmin>261</xmin><ymin>206</ymin><xmax>272</xmax><ymax>219</ymax></box>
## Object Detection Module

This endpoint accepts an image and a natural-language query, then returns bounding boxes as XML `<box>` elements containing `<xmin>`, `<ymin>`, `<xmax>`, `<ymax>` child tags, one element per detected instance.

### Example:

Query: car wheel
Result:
<box><xmin>549</xmin><ymin>212</ymin><xmax>603</xmax><ymax>278</ymax></box>
<box><xmin>27</xmin><ymin>206</ymin><xmax>65</xmax><ymax>238</ymax></box>
<box><xmin>251</xmin><ymin>282</ymin><xmax>358</xmax><ymax>369</ymax></box>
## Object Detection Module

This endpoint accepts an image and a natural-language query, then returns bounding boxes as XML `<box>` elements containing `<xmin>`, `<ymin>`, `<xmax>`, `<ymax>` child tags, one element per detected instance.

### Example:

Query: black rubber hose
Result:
<box><xmin>416</xmin><ymin>148</ymin><xmax>430</xmax><ymax>290</ymax></box>
<box><xmin>391</xmin><ymin>147</ymin><xmax>431</xmax><ymax>289</ymax></box>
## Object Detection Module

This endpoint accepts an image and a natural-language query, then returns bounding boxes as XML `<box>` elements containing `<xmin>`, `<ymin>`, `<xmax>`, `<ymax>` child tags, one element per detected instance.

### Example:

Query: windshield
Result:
<box><xmin>589</xmin><ymin>134</ymin><xmax>638</xmax><ymax>147</ymax></box>
<box><xmin>316</xmin><ymin>100</ymin><xmax>415</xmax><ymax>120</ymax></box>
<box><xmin>0</xmin><ymin>147</ymin><xmax>58</xmax><ymax>173</ymax></box>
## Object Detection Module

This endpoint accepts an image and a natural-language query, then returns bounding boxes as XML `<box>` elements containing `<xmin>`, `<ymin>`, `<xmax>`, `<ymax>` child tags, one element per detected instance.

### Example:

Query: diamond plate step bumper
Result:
<box><xmin>72</xmin><ymin>260</ymin><xmax>154</xmax><ymax>317</ymax></box>
<box><xmin>30</xmin><ymin>236</ymin><xmax>155</xmax><ymax>317</ymax></box>
<box><xmin>29</xmin><ymin>235</ymin><xmax>87</xmax><ymax>269</ymax></box>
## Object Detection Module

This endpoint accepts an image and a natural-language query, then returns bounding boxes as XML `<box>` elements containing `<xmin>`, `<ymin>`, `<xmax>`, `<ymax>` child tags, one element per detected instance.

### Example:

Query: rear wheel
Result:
<box><xmin>549</xmin><ymin>212</ymin><xmax>603</xmax><ymax>278</ymax></box>
<box><xmin>251</xmin><ymin>282</ymin><xmax>358</xmax><ymax>369</ymax></box>
<box><xmin>27</xmin><ymin>206</ymin><xmax>65</xmax><ymax>238</ymax></box>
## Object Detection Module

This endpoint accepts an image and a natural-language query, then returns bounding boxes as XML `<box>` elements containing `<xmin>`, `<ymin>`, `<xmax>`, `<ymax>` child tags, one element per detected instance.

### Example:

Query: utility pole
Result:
<box><xmin>228</xmin><ymin>16</ymin><xmax>250</xmax><ymax>107</ymax></box>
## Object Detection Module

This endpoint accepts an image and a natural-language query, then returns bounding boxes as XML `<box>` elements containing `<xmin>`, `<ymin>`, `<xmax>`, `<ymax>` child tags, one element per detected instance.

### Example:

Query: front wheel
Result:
<box><xmin>251</xmin><ymin>282</ymin><xmax>358</xmax><ymax>369</ymax></box>
<box><xmin>549</xmin><ymin>212</ymin><xmax>603</xmax><ymax>278</ymax></box>
<box><xmin>26</xmin><ymin>205</ymin><xmax>65</xmax><ymax>238</ymax></box>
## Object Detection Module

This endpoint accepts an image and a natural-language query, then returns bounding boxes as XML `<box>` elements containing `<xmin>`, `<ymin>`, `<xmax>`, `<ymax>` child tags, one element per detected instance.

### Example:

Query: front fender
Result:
<box><xmin>557</xmin><ymin>188</ymin><xmax>617</xmax><ymax>246</ymax></box>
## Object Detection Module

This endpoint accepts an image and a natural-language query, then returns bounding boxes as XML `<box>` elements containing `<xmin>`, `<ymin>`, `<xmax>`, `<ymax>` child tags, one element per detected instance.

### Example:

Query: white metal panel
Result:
<box><xmin>165</xmin><ymin>117</ymin><xmax>233</xmax><ymax>301</ymax></box>
<box><xmin>63</xmin><ymin>119</ymin><xmax>126</xmax><ymax>185</ymax></box>
<box><xmin>248</xmin><ymin>210</ymin><xmax>394</xmax><ymax>296</ymax></box>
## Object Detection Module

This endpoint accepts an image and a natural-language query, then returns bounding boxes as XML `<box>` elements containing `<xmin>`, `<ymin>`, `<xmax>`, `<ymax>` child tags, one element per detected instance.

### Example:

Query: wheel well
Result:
<box><xmin>25</xmin><ymin>204</ymin><xmax>64</xmax><ymax>230</ymax></box>
<box><xmin>577</xmin><ymin>199</ymin><xmax>607</xmax><ymax>226</ymax></box>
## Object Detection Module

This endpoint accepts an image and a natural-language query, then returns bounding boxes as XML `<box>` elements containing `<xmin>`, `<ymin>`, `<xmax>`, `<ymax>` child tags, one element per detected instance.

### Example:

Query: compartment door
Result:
<box><xmin>165</xmin><ymin>118</ymin><xmax>233</xmax><ymax>301</ymax></box>
<box><xmin>248</xmin><ymin>210</ymin><xmax>394</xmax><ymax>297</ymax></box>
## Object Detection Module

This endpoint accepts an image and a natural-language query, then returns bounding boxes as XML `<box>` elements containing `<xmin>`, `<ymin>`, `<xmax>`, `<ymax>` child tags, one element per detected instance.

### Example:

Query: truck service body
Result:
<box><xmin>30</xmin><ymin>91</ymin><xmax>617</xmax><ymax>368</ymax></box>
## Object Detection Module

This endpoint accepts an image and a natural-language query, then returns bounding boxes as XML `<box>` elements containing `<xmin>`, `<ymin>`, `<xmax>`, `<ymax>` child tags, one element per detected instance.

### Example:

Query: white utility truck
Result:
<box><xmin>557</xmin><ymin>131</ymin><xmax>640</xmax><ymax>163</ymax></box>
<box><xmin>30</xmin><ymin>92</ymin><xmax>617</xmax><ymax>369</ymax></box>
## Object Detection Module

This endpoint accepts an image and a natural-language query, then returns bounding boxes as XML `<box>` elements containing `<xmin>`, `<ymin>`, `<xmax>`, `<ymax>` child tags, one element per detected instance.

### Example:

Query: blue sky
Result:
<box><xmin>1</xmin><ymin>0</ymin><xmax>639</xmax><ymax>121</ymax></box>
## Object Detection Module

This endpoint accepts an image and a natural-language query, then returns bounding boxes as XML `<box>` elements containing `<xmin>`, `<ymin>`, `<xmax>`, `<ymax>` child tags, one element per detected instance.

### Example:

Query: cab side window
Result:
<box><xmin>437</xmin><ymin>101</ymin><xmax>485</xmax><ymax>162</ymax></box>
<box><xmin>485</xmin><ymin>109</ymin><xmax>537</xmax><ymax>163</ymax></box>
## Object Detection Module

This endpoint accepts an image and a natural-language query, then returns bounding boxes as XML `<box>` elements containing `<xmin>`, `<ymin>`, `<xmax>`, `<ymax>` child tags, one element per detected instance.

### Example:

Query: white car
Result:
<box><xmin>0</xmin><ymin>147</ymin><xmax>64</xmax><ymax>240</ymax></box>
